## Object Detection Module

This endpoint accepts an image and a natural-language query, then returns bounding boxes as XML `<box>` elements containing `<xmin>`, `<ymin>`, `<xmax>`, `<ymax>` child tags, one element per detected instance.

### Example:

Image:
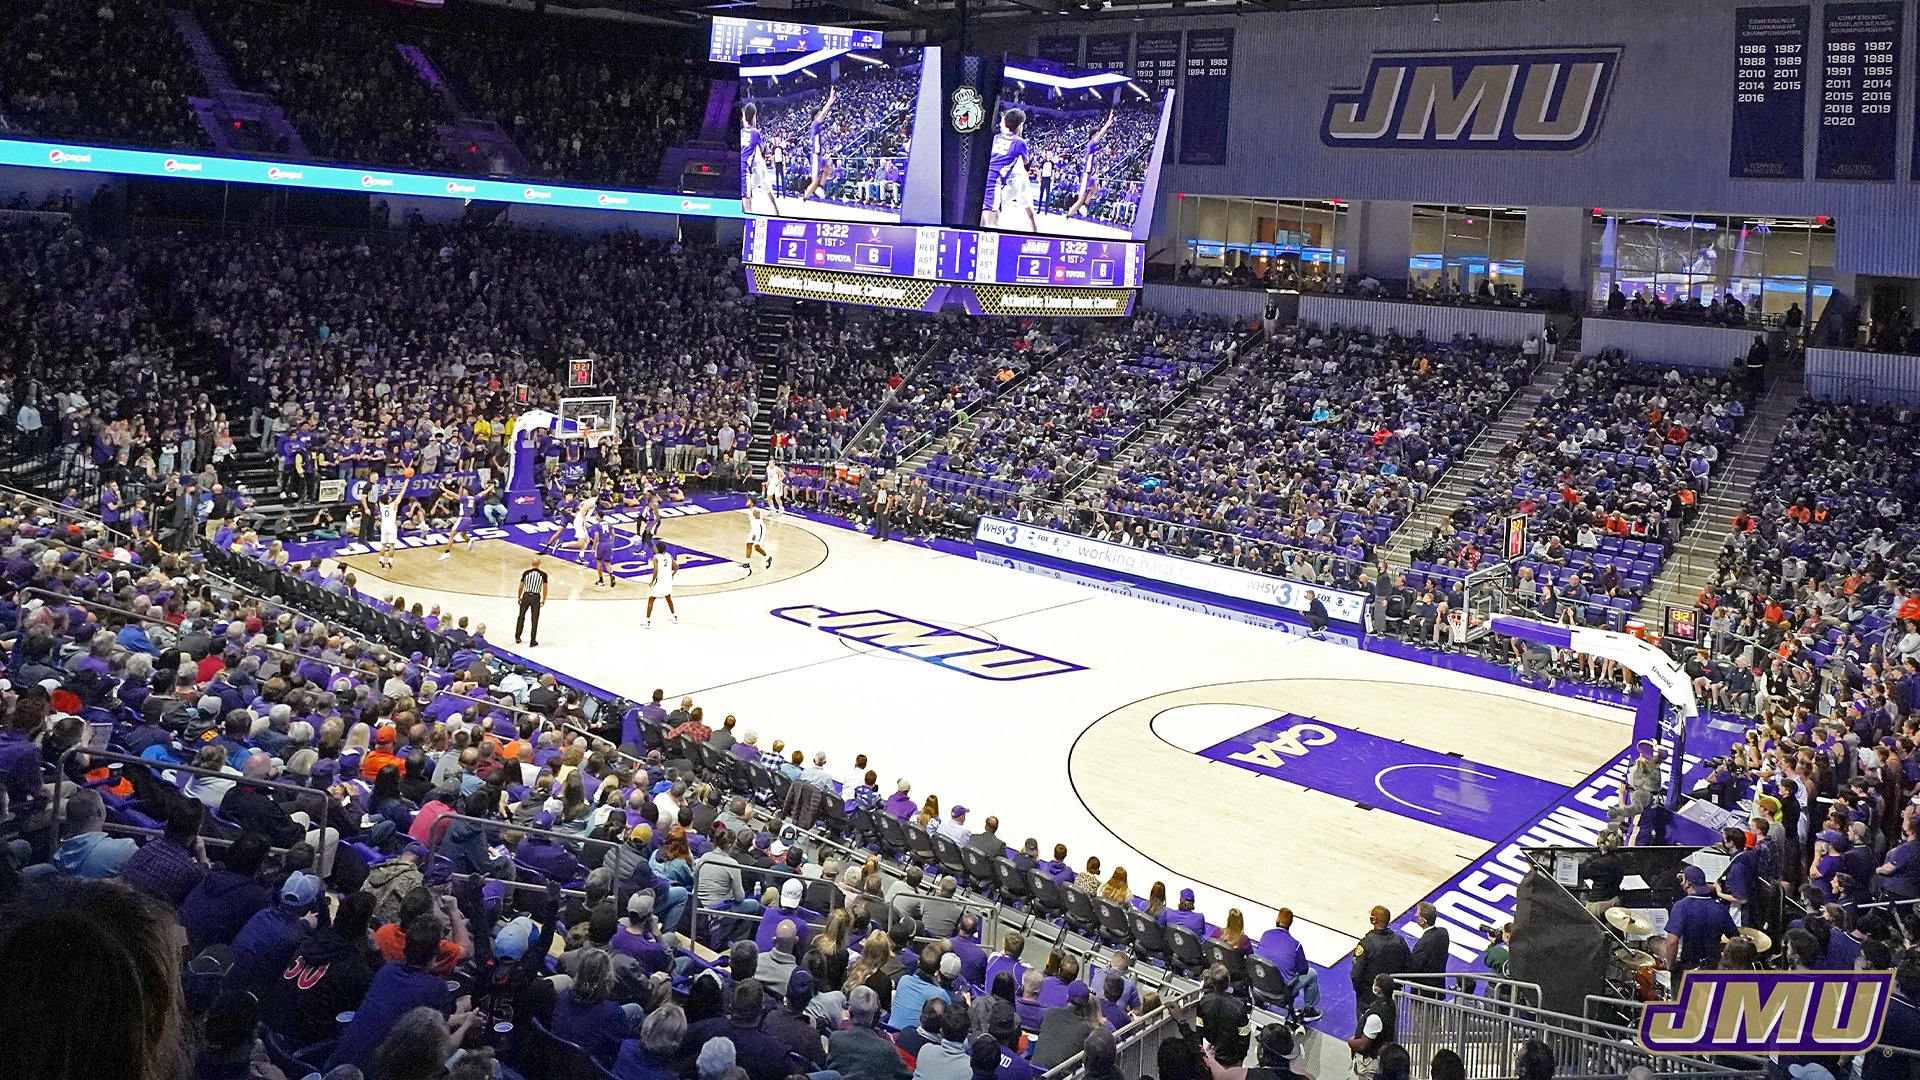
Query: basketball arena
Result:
<box><xmin>0</xmin><ymin>0</ymin><xmax>1915</xmax><ymax>1077</ymax></box>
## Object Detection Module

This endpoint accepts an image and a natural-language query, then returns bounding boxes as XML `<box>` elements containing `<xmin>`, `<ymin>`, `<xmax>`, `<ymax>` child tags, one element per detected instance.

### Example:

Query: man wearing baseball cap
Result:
<box><xmin>754</xmin><ymin>876</ymin><xmax>820</xmax><ymax>953</ymax></box>
<box><xmin>1160</xmin><ymin>887</ymin><xmax>1209</xmax><ymax>936</ymax></box>
<box><xmin>229</xmin><ymin>870</ymin><xmax>322</xmax><ymax>992</ymax></box>
<box><xmin>1664</xmin><ymin>865</ymin><xmax>1735</xmax><ymax>976</ymax></box>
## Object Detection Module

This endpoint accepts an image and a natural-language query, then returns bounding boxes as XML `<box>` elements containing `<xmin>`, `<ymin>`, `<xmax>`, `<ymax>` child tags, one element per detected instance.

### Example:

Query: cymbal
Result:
<box><xmin>1737</xmin><ymin>926</ymin><xmax>1773</xmax><ymax>953</ymax></box>
<box><xmin>1606</xmin><ymin>907</ymin><xmax>1653</xmax><ymax>935</ymax></box>
<box><xmin>1614</xmin><ymin>947</ymin><xmax>1658</xmax><ymax>970</ymax></box>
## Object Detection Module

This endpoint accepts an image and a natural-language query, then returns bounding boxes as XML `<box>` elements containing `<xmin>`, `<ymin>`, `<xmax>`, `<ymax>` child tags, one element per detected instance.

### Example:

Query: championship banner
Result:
<box><xmin>1730</xmin><ymin>6</ymin><xmax>1810</xmax><ymax>179</ymax></box>
<box><xmin>1036</xmin><ymin>35</ymin><xmax>1082</xmax><ymax>66</ymax></box>
<box><xmin>1132</xmin><ymin>32</ymin><xmax>1183</xmax><ymax>101</ymax></box>
<box><xmin>1085</xmin><ymin>34</ymin><xmax>1132</xmax><ymax>74</ymax></box>
<box><xmin>1178</xmin><ymin>28</ymin><xmax>1235</xmax><ymax>165</ymax></box>
<box><xmin>1816</xmin><ymin>1</ymin><xmax>1902</xmax><ymax>181</ymax></box>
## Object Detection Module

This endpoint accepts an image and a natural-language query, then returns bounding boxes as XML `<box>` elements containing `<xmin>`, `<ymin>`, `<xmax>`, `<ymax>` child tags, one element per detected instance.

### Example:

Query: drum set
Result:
<box><xmin>1603</xmin><ymin>907</ymin><xmax>1772</xmax><ymax>1000</ymax></box>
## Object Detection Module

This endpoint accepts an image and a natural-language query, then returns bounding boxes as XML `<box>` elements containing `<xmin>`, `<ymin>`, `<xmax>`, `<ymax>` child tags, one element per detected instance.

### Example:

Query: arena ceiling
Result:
<box><xmin>493</xmin><ymin>0</ymin><xmax>1553</xmax><ymax>37</ymax></box>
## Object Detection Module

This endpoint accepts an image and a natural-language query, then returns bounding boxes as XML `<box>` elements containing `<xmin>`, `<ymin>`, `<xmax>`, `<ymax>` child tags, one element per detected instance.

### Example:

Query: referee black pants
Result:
<box><xmin>516</xmin><ymin>595</ymin><xmax>542</xmax><ymax>645</ymax></box>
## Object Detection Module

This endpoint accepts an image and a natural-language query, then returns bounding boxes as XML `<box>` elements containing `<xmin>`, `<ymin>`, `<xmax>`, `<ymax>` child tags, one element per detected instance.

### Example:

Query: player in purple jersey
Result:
<box><xmin>801</xmin><ymin>85</ymin><xmax>836</xmax><ymax>200</ymax></box>
<box><xmin>591</xmin><ymin>514</ymin><xmax>618</xmax><ymax>588</ymax></box>
<box><xmin>740</xmin><ymin>103</ymin><xmax>778</xmax><ymax>215</ymax></box>
<box><xmin>981</xmin><ymin>108</ymin><xmax>1034</xmax><ymax>232</ymax></box>
<box><xmin>1066</xmin><ymin>110</ymin><xmax>1115</xmax><ymax>219</ymax></box>
<box><xmin>440</xmin><ymin>485</ymin><xmax>477</xmax><ymax>559</ymax></box>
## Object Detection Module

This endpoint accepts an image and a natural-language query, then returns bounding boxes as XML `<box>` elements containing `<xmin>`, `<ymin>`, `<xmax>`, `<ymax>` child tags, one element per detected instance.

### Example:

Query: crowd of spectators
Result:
<box><xmin>769</xmin><ymin>308</ymin><xmax>939</xmax><ymax>467</ymax></box>
<box><xmin>918</xmin><ymin>314</ymin><xmax>1234</xmax><ymax>512</ymax></box>
<box><xmin>0</xmin><ymin>0</ymin><xmax>207</xmax><ymax>151</ymax></box>
<box><xmin>138</xmin><ymin>224</ymin><xmax>755</xmax><ymax>502</ymax></box>
<box><xmin>0</xmin><ymin>0</ymin><xmax>704</xmax><ymax>188</ymax></box>
<box><xmin>1598</xmin><ymin>284</ymin><xmax>1769</xmax><ymax>329</ymax></box>
<box><xmin>431</xmin><ymin>28</ymin><xmax>700</xmax><ymax>188</ymax></box>
<box><xmin>0</xmin><ymin>482</ymin><xmax>1346</xmax><ymax>1080</ymax></box>
<box><xmin>1071</xmin><ymin>325</ymin><xmax>1524</xmax><ymax>577</ymax></box>
<box><xmin>196</xmin><ymin>0</ymin><xmax>456</xmax><ymax>172</ymax></box>
<box><xmin>0</xmin><ymin>217</ymin><xmax>249</xmax><ymax>506</ymax></box>
<box><xmin>1675</xmin><ymin>398</ymin><xmax>1918</xmax><ymax>721</ymax></box>
<box><xmin>1409</xmin><ymin>353</ymin><xmax>1752</xmax><ymax>604</ymax></box>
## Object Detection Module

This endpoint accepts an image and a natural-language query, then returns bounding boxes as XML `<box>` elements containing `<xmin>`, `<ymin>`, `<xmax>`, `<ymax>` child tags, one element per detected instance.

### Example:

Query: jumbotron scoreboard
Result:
<box><xmin>742</xmin><ymin>218</ymin><xmax>1144</xmax><ymax>316</ymax></box>
<box><xmin>729</xmin><ymin>34</ymin><xmax>1172</xmax><ymax>319</ymax></box>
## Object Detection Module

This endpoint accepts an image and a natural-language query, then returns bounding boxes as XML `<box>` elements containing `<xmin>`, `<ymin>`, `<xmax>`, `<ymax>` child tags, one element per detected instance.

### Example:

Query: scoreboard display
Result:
<box><xmin>708</xmin><ymin>18</ymin><xmax>884</xmax><ymax>64</ymax></box>
<box><xmin>744</xmin><ymin>219</ymin><xmax>1145</xmax><ymax>290</ymax></box>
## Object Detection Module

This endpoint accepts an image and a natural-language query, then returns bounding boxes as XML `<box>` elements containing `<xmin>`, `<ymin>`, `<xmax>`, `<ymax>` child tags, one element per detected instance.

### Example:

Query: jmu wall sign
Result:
<box><xmin>1321</xmin><ymin>48</ymin><xmax>1621</xmax><ymax>150</ymax></box>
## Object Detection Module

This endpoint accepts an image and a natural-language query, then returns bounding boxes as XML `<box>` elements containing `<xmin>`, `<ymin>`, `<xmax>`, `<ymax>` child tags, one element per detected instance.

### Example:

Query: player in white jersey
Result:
<box><xmin>741</xmin><ymin>498</ymin><xmax>771</xmax><ymax>573</ymax></box>
<box><xmin>764</xmin><ymin>461</ymin><xmax>787</xmax><ymax>515</ymax></box>
<box><xmin>377</xmin><ymin>482</ymin><xmax>403</xmax><ymax>569</ymax></box>
<box><xmin>542</xmin><ymin>493</ymin><xmax>598</xmax><ymax>558</ymax></box>
<box><xmin>644</xmin><ymin>540</ymin><xmax>678</xmax><ymax>627</ymax></box>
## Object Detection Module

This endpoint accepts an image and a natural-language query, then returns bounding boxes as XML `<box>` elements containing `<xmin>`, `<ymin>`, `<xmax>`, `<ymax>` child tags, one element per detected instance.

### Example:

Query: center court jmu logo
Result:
<box><xmin>1321</xmin><ymin>48</ymin><xmax>1620</xmax><ymax>150</ymax></box>
<box><xmin>1638</xmin><ymin>972</ymin><xmax>1891</xmax><ymax>1056</ymax></box>
<box><xmin>771</xmin><ymin>605</ymin><xmax>1083</xmax><ymax>682</ymax></box>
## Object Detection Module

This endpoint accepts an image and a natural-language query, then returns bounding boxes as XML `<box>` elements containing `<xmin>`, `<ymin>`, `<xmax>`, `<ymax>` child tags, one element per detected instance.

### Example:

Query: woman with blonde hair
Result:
<box><xmin>920</xmin><ymin>794</ymin><xmax>941</xmax><ymax>820</ymax></box>
<box><xmin>844</xmin><ymin>930</ymin><xmax>896</xmax><ymax>1011</ymax></box>
<box><xmin>1099</xmin><ymin>866</ymin><xmax>1131</xmax><ymax>906</ymax></box>
<box><xmin>1215</xmin><ymin>907</ymin><xmax>1251</xmax><ymax>951</ymax></box>
<box><xmin>808</xmin><ymin>908</ymin><xmax>852</xmax><ymax>987</ymax></box>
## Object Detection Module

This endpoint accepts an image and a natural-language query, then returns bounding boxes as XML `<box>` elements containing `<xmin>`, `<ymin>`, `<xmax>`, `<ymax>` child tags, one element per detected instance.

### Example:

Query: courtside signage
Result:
<box><xmin>4</xmin><ymin>138</ymin><xmax>742</xmax><ymax>219</ymax></box>
<box><xmin>769</xmin><ymin>605</ymin><xmax>1085</xmax><ymax>681</ymax></box>
<box><xmin>1639</xmin><ymin>971</ymin><xmax>1891</xmax><ymax>1055</ymax></box>
<box><xmin>973</xmin><ymin>517</ymin><xmax>1366</xmax><ymax>624</ymax></box>
<box><xmin>1321</xmin><ymin>48</ymin><xmax>1620</xmax><ymax>150</ymax></box>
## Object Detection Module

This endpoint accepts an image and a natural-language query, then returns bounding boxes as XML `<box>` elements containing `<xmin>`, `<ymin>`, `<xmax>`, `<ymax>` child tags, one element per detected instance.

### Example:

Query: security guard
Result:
<box><xmin>1345</xmin><ymin>972</ymin><xmax>1398</xmax><ymax>1077</ymax></box>
<box><xmin>1349</xmin><ymin>905</ymin><xmax>1412</xmax><ymax>1031</ymax></box>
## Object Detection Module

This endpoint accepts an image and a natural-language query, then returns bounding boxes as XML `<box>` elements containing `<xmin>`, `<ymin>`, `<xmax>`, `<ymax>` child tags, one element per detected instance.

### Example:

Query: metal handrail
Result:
<box><xmin>52</xmin><ymin>745</ymin><xmax>338</xmax><ymax>876</ymax></box>
<box><xmin>1039</xmin><ymin>985</ymin><xmax>1205</xmax><ymax>1080</ymax></box>
<box><xmin>1390</xmin><ymin>975</ymin><xmax>1762</xmax><ymax>1079</ymax></box>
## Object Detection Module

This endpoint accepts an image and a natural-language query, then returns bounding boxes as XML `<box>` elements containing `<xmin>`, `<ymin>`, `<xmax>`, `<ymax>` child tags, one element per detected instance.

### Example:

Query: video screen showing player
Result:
<box><xmin>739</xmin><ymin>48</ymin><xmax>922</xmax><ymax>223</ymax></box>
<box><xmin>986</xmin><ymin>60</ymin><xmax>1171</xmax><ymax>241</ymax></box>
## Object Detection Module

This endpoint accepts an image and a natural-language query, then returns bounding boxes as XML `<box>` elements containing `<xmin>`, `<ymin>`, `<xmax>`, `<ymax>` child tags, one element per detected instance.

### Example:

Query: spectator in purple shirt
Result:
<box><xmin>119</xmin><ymin>800</ymin><xmax>209</xmax><ymax>907</ymax></box>
<box><xmin>1039</xmin><ymin>844</ymin><xmax>1075</xmax><ymax>885</ymax></box>
<box><xmin>1254</xmin><ymin>908</ymin><xmax>1319</xmax><ymax>1016</ymax></box>
<box><xmin>754</xmin><ymin>878</ymin><xmax>821</xmax><ymax>953</ymax></box>
<box><xmin>884</xmin><ymin>779</ymin><xmax>918</xmax><ymax>820</ymax></box>
<box><xmin>1159</xmin><ymin>887</ymin><xmax>1208</xmax><ymax>935</ymax></box>
<box><xmin>181</xmin><ymin>833</ymin><xmax>274</xmax><ymax>952</ymax></box>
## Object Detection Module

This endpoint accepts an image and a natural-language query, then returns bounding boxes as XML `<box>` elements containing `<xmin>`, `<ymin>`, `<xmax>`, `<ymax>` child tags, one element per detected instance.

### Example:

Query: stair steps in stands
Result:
<box><xmin>1381</xmin><ymin>353</ymin><xmax>1575</xmax><ymax>566</ymax></box>
<box><xmin>1642</xmin><ymin>380</ymin><xmax>1801</xmax><ymax>612</ymax></box>
<box><xmin>398</xmin><ymin>45</ymin><xmax>531</xmax><ymax>177</ymax></box>
<box><xmin>168</xmin><ymin>8</ymin><xmax>311</xmax><ymax>158</ymax></box>
<box><xmin>744</xmin><ymin>301</ymin><xmax>794</xmax><ymax>484</ymax></box>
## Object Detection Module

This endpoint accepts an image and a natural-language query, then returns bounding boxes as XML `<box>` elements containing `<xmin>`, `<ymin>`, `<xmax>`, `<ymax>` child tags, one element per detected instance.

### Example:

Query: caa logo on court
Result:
<box><xmin>1321</xmin><ymin>48</ymin><xmax>1620</xmax><ymax>151</ymax></box>
<box><xmin>1638</xmin><ymin>972</ymin><xmax>1891</xmax><ymax>1056</ymax></box>
<box><xmin>770</xmin><ymin>605</ymin><xmax>1084</xmax><ymax>682</ymax></box>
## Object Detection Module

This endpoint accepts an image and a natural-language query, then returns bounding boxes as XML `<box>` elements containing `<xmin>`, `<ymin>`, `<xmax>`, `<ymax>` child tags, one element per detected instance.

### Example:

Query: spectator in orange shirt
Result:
<box><xmin>373</xmin><ymin>887</ymin><xmax>471</xmax><ymax>975</ymax></box>
<box><xmin>361</xmin><ymin>725</ymin><xmax>404</xmax><ymax>780</ymax></box>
